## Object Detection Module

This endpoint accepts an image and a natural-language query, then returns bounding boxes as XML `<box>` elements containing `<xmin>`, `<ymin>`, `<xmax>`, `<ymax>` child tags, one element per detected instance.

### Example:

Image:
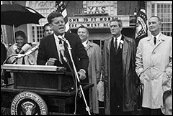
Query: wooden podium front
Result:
<box><xmin>1</xmin><ymin>64</ymin><xmax>74</xmax><ymax>91</ymax></box>
<box><xmin>1</xmin><ymin>64</ymin><xmax>94</xmax><ymax>114</ymax></box>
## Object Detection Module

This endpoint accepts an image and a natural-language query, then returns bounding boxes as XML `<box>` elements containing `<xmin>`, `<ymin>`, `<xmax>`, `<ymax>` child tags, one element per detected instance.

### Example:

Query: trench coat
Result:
<box><xmin>85</xmin><ymin>41</ymin><xmax>102</xmax><ymax>114</ymax></box>
<box><xmin>102</xmin><ymin>35</ymin><xmax>137</xmax><ymax>114</ymax></box>
<box><xmin>135</xmin><ymin>33</ymin><xmax>172</xmax><ymax>109</ymax></box>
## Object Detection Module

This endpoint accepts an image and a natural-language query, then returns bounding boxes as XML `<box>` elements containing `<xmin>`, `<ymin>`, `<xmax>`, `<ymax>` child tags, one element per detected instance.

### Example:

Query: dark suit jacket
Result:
<box><xmin>37</xmin><ymin>32</ymin><xmax>89</xmax><ymax>72</ymax></box>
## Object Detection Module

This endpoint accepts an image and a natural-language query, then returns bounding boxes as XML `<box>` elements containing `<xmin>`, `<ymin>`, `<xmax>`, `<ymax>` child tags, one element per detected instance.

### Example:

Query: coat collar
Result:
<box><xmin>147</xmin><ymin>33</ymin><xmax>165</xmax><ymax>47</ymax></box>
<box><xmin>147</xmin><ymin>33</ymin><xmax>166</xmax><ymax>41</ymax></box>
<box><xmin>85</xmin><ymin>41</ymin><xmax>94</xmax><ymax>51</ymax></box>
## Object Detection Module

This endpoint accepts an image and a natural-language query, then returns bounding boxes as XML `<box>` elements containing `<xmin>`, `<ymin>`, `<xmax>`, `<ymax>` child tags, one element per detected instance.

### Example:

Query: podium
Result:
<box><xmin>1</xmin><ymin>64</ymin><xmax>94</xmax><ymax>114</ymax></box>
<box><xmin>1</xmin><ymin>64</ymin><xmax>74</xmax><ymax>91</ymax></box>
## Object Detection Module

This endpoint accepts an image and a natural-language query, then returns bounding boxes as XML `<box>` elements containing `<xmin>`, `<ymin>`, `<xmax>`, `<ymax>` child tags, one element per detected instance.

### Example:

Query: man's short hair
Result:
<box><xmin>110</xmin><ymin>18</ymin><xmax>122</xmax><ymax>28</ymax></box>
<box><xmin>47</xmin><ymin>11</ymin><xmax>63</xmax><ymax>24</ymax></box>
<box><xmin>163</xmin><ymin>89</ymin><xmax>172</xmax><ymax>105</ymax></box>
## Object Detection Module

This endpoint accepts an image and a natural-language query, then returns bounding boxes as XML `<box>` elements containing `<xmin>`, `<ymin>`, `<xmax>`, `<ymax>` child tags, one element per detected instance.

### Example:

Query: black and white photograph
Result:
<box><xmin>1</xmin><ymin>1</ymin><xmax>172</xmax><ymax>115</ymax></box>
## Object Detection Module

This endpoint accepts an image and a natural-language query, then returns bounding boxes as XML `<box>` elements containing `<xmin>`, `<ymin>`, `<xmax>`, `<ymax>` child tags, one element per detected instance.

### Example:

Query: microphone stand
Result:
<box><xmin>63</xmin><ymin>38</ymin><xmax>91</xmax><ymax>115</ymax></box>
<box><xmin>2</xmin><ymin>54</ymin><xmax>20</xmax><ymax>65</ymax></box>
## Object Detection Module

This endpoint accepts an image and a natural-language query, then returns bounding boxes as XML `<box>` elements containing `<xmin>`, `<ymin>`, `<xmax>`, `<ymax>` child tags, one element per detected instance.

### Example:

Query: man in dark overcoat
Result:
<box><xmin>102</xmin><ymin>18</ymin><xmax>138</xmax><ymax>115</ymax></box>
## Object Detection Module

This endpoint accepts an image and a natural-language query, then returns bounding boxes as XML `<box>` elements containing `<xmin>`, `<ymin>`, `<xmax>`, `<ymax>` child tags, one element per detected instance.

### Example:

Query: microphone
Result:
<box><xmin>14</xmin><ymin>44</ymin><xmax>39</xmax><ymax>58</ymax></box>
<box><xmin>14</xmin><ymin>54</ymin><xmax>25</xmax><ymax>58</ymax></box>
<box><xmin>18</xmin><ymin>43</ymin><xmax>32</xmax><ymax>54</ymax></box>
<box><xmin>24</xmin><ymin>44</ymin><xmax>39</xmax><ymax>56</ymax></box>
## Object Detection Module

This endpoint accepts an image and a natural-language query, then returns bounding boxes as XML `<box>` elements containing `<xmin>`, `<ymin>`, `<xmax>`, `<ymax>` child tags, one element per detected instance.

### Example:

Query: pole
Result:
<box><xmin>63</xmin><ymin>38</ymin><xmax>91</xmax><ymax>115</ymax></box>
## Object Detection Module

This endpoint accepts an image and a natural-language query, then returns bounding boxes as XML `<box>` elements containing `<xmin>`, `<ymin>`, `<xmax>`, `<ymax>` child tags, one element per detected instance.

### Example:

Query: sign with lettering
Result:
<box><xmin>11</xmin><ymin>91</ymin><xmax>48</xmax><ymax>115</ymax></box>
<box><xmin>83</xmin><ymin>1</ymin><xmax>115</xmax><ymax>14</ymax></box>
<box><xmin>84</xmin><ymin>6</ymin><xmax>107</xmax><ymax>14</ymax></box>
<box><xmin>68</xmin><ymin>16</ymin><xmax>130</xmax><ymax>29</ymax></box>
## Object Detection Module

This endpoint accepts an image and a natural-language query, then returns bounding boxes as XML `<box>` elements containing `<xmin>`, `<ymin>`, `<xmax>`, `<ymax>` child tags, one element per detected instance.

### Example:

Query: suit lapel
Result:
<box><xmin>122</xmin><ymin>37</ymin><xmax>128</xmax><ymax>66</ymax></box>
<box><xmin>51</xmin><ymin>35</ymin><xmax>59</xmax><ymax>58</ymax></box>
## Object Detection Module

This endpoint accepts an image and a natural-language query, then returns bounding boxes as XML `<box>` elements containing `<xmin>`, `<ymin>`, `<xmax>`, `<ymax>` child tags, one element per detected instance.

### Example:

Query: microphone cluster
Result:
<box><xmin>15</xmin><ymin>44</ymin><xmax>39</xmax><ymax>58</ymax></box>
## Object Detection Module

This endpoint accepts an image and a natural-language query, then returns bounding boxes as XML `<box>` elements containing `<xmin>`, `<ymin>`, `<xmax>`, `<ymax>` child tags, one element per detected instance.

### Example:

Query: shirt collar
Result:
<box><xmin>113</xmin><ymin>34</ymin><xmax>122</xmax><ymax>43</ymax></box>
<box><xmin>82</xmin><ymin>40</ymin><xmax>88</xmax><ymax>48</ymax></box>
<box><xmin>117</xmin><ymin>34</ymin><xmax>122</xmax><ymax>41</ymax></box>
<box><xmin>54</xmin><ymin>33</ymin><xmax>65</xmax><ymax>40</ymax></box>
<box><xmin>54</xmin><ymin>34</ymin><xmax>58</xmax><ymax>40</ymax></box>
<box><xmin>151</xmin><ymin>32</ymin><xmax>161</xmax><ymax>40</ymax></box>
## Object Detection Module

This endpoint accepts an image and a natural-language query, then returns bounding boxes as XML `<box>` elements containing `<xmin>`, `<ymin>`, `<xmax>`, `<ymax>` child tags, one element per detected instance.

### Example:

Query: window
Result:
<box><xmin>26</xmin><ymin>1</ymin><xmax>56</xmax><ymax>44</ymax></box>
<box><xmin>151</xmin><ymin>2</ymin><xmax>172</xmax><ymax>36</ymax></box>
<box><xmin>31</xmin><ymin>8</ymin><xmax>55</xmax><ymax>43</ymax></box>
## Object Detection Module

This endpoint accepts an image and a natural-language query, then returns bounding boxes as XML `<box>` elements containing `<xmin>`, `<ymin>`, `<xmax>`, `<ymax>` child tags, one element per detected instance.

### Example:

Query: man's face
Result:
<box><xmin>50</xmin><ymin>16</ymin><xmax>65</xmax><ymax>35</ymax></box>
<box><xmin>77</xmin><ymin>28</ymin><xmax>89</xmax><ymax>43</ymax></box>
<box><xmin>44</xmin><ymin>25</ymin><xmax>53</xmax><ymax>36</ymax></box>
<box><xmin>162</xmin><ymin>95</ymin><xmax>172</xmax><ymax>115</ymax></box>
<box><xmin>110</xmin><ymin>21</ymin><xmax>122</xmax><ymax>36</ymax></box>
<box><xmin>148</xmin><ymin>17</ymin><xmax>161</xmax><ymax>33</ymax></box>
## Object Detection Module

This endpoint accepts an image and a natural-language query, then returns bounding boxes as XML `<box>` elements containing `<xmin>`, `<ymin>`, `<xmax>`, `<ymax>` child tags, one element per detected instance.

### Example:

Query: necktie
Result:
<box><xmin>55</xmin><ymin>37</ymin><xmax>63</xmax><ymax>64</ymax></box>
<box><xmin>154</xmin><ymin>36</ymin><xmax>156</xmax><ymax>45</ymax></box>
<box><xmin>114</xmin><ymin>38</ymin><xmax>117</xmax><ymax>53</ymax></box>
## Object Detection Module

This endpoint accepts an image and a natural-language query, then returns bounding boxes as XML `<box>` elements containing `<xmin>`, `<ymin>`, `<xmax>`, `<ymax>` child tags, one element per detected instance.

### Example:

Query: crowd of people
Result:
<box><xmin>1</xmin><ymin>11</ymin><xmax>172</xmax><ymax>115</ymax></box>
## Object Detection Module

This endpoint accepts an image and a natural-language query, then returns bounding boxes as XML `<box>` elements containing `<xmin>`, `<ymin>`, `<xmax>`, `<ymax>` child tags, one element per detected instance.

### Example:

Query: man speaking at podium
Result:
<box><xmin>37</xmin><ymin>11</ymin><xmax>89</xmax><ymax>82</ymax></box>
<box><xmin>37</xmin><ymin>11</ymin><xmax>89</xmax><ymax>114</ymax></box>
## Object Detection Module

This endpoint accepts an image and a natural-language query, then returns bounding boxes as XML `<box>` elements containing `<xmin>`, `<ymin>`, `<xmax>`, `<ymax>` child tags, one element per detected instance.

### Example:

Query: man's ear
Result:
<box><xmin>161</xmin><ymin>105</ymin><xmax>165</xmax><ymax>115</ymax></box>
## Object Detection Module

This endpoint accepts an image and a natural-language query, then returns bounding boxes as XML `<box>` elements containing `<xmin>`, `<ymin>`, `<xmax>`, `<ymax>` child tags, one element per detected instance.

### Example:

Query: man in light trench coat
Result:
<box><xmin>136</xmin><ymin>16</ymin><xmax>172</xmax><ymax>115</ymax></box>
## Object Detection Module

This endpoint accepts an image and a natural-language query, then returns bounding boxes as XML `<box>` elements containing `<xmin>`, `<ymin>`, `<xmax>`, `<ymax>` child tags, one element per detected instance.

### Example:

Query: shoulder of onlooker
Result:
<box><xmin>41</xmin><ymin>34</ymin><xmax>53</xmax><ymax>41</ymax></box>
<box><xmin>104</xmin><ymin>37</ymin><xmax>112</xmax><ymax>42</ymax></box>
<box><xmin>161</xmin><ymin>33</ymin><xmax>172</xmax><ymax>40</ymax></box>
<box><xmin>138</xmin><ymin>36</ymin><xmax>149</xmax><ymax>44</ymax></box>
<box><xmin>123</xmin><ymin>36</ymin><xmax>135</xmax><ymax>44</ymax></box>
<box><xmin>89</xmin><ymin>41</ymin><xmax>100</xmax><ymax>48</ymax></box>
<box><xmin>89</xmin><ymin>41</ymin><xmax>97</xmax><ymax>45</ymax></box>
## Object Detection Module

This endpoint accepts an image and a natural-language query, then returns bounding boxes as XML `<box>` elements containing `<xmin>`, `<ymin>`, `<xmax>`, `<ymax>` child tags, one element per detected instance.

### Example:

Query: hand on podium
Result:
<box><xmin>78</xmin><ymin>69</ymin><xmax>86</xmax><ymax>80</ymax></box>
<box><xmin>46</xmin><ymin>58</ymin><xmax>57</xmax><ymax>66</ymax></box>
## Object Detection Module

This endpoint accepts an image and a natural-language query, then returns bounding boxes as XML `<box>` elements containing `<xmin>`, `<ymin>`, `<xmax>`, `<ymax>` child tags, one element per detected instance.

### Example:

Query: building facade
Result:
<box><xmin>1</xmin><ymin>1</ymin><xmax>172</xmax><ymax>48</ymax></box>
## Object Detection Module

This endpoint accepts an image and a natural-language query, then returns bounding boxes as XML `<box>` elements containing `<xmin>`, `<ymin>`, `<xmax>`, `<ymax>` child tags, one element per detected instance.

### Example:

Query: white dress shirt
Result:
<box><xmin>114</xmin><ymin>34</ymin><xmax>122</xmax><ymax>48</ymax></box>
<box><xmin>151</xmin><ymin>32</ymin><xmax>161</xmax><ymax>45</ymax></box>
<box><xmin>82</xmin><ymin>40</ymin><xmax>88</xmax><ymax>48</ymax></box>
<box><xmin>54</xmin><ymin>34</ymin><xmax>65</xmax><ymax>64</ymax></box>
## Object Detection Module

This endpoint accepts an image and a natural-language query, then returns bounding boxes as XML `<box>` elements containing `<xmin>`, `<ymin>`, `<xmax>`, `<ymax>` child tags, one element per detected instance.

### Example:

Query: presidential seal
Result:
<box><xmin>11</xmin><ymin>91</ymin><xmax>48</xmax><ymax>115</ymax></box>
